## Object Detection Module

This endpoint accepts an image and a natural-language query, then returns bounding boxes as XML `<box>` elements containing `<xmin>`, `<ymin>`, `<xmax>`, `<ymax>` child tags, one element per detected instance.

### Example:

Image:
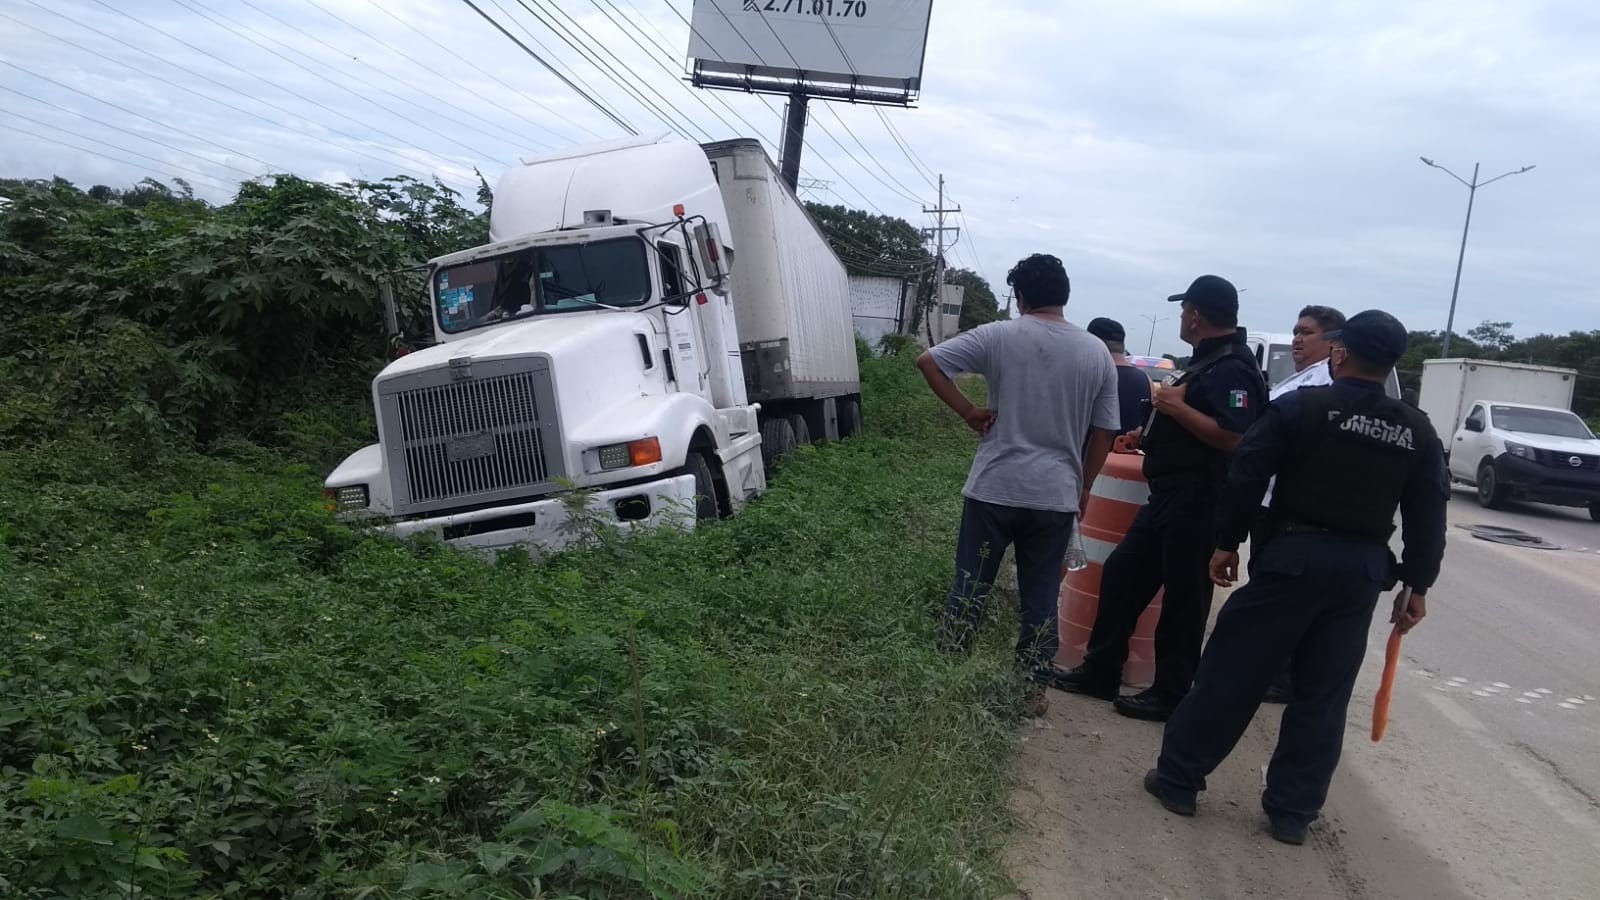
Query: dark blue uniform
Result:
<box><xmin>1153</xmin><ymin>377</ymin><xmax>1448</xmax><ymax>832</ymax></box>
<box><xmin>1071</xmin><ymin>329</ymin><xmax>1266</xmax><ymax>711</ymax></box>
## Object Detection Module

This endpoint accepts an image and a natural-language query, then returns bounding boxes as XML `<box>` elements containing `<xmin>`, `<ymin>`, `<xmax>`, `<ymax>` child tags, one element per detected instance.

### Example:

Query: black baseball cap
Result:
<box><xmin>1167</xmin><ymin>274</ymin><xmax>1239</xmax><ymax>322</ymax></box>
<box><xmin>1323</xmin><ymin>310</ymin><xmax>1408</xmax><ymax>366</ymax></box>
<box><xmin>1086</xmin><ymin>317</ymin><xmax>1126</xmax><ymax>343</ymax></box>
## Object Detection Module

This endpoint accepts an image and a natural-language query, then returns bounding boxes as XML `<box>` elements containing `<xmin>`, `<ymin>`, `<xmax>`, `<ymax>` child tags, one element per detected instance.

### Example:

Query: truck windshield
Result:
<box><xmin>435</xmin><ymin>237</ymin><xmax>652</xmax><ymax>333</ymax></box>
<box><xmin>1492</xmin><ymin>406</ymin><xmax>1594</xmax><ymax>439</ymax></box>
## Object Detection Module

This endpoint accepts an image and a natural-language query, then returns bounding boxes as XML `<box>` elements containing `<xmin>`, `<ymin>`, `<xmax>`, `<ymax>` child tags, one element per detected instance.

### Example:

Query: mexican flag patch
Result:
<box><xmin>1228</xmin><ymin>389</ymin><xmax>1249</xmax><ymax>409</ymax></box>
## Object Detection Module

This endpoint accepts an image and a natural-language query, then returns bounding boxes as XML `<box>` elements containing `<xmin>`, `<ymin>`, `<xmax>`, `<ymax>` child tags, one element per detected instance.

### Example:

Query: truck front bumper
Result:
<box><xmin>1493</xmin><ymin>453</ymin><xmax>1600</xmax><ymax>507</ymax></box>
<box><xmin>376</xmin><ymin>474</ymin><xmax>699</xmax><ymax>554</ymax></box>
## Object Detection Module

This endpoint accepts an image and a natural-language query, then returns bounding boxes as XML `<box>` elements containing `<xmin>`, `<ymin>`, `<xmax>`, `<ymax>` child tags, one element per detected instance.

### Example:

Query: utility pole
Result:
<box><xmin>1419</xmin><ymin>157</ymin><xmax>1535</xmax><ymax>358</ymax></box>
<box><xmin>920</xmin><ymin>174</ymin><xmax>960</xmax><ymax>342</ymax></box>
<box><xmin>1003</xmin><ymin>290</ymin><xmax>1014</xmax><ymax>317</ymax></box>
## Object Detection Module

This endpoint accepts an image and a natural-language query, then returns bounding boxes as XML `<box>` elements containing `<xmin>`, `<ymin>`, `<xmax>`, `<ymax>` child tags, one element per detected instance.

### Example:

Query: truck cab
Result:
<box><xmin>323</xmin><ymin>137</ymin><xmax>770</xmax><ymax>554</ymax></box>
<box><xmin>1447</xmin><ymin>401</ymin><xmax>1600</xmax><ymax>518</ymax></box>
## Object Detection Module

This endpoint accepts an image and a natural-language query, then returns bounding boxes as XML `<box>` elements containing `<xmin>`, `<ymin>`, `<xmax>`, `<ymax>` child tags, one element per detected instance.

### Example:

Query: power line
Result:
<box><xmin>586</xmin><ymin>0</ymin><xmax>749</xmax><ymax>141</ymax></box>
<box><xmin>346</xmin><ymin>0</ymin><xmax>601</xmax><ymax>142</ymax></box>
<box><xmin>219</xmin><ymin>0</ymin><xmax>559</xmax><ymax>152</ymax></box>
<box><xmin>456</xmin><ymin>0</ymin><xmax>637</xmax><ymax>135</ymax></box>
<box><xmin>659</xmin><ymin>0</ymin><xmax>896</xmax><ymax>216</ymax></box>
<box><xmin>1</xmin><ymin>114</ymin><xmax>236</xmax><ymax>191</ymax></box>
<box><xmin>514</xmin><ymin>0</ymin><xmax>703</xmax><ymax>140</ymax></box>
<box><xmin>168</xmin><ymin>0</ymin><xmax>520</xmax><ymax>168</ymax></box>
<box><xmin>875</xmin><ymin>106</ymin><xmax>939</xmax><ymax>191</ymax></box>
<box><xmin>28</xmin><ymin>1</ymin><xmax>469</xmax><ymax>185</ymax></box>
<box><xmin>0</xmin><ymin>59</ymin><xmax>278</xmax><ymax>174</ymax></box>
<box><xmin>83</xmin><ymin>0</ymin><xmax>471</xmax><ymax>175</ymax></box>
<box><xmin>816</xmin><ymin>103</ymin><xmax>926</xmax><ymax>204</ymax></box>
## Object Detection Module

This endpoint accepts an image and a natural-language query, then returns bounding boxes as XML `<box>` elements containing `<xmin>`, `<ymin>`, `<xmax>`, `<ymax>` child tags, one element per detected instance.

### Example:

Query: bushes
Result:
<box><xmin>0</xmin><ymin>353</ymin><xmax>1023</xmax><ymax>898</ymax></box>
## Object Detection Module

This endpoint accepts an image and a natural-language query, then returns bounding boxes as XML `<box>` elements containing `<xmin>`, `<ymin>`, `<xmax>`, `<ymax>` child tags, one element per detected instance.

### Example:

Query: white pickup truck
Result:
<box><xmin>1447</xmin><ymin>402</ymin><xmax>1600</xmax><ymax>518</ymax></box>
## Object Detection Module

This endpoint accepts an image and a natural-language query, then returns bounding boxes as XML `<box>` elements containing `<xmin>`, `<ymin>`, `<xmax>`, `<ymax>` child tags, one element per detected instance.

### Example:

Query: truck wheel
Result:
<box><xmin>761</xmin><ymin>417</ymin><xmax>796</xmax><ymax>470</ymax></box>
<box><xmin>787</xmin><ymin>413</ymin><xmax>812</xmax><ymax>446</ymax></box>
<box><xmin>838</xmin><ymin>398</ymin><xmax>863</xmax><ymax>438</ymax></box>
<box><xmin>1477</xmin><ymin>461</ymin><xmax>1508</xmax><ymax>510</ymax></box>
<box><xmin>686</xmin><ymin>452</ymin><xmax>719</xmax><ymax>521</ymax></box>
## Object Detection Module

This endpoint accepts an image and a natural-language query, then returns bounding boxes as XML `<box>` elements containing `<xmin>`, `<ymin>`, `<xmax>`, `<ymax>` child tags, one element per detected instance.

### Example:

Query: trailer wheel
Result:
<box><xmin>838</xmin><ymin>398</ymin><xmax>863</xmax><ymax>438</ymax></box>
<box><xmin>685</xmin><ymin>452</ymin><xmax>719</xmax><ymax>521</ymax></box>
<box><xmin>787</xmin><ymin>413</ymin><xmax>812</xmax><ymax>446</ymax></box>
<box><xmin>761</xmin><ymin>418</ymin><xmax>796</xmax><ymax>470</ymax></box>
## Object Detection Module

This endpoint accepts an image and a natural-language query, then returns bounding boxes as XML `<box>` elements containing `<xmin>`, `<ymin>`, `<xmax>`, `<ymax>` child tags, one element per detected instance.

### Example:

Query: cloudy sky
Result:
<box><xmin>2</xmin><ymin>0</ymin><xmax>1593</xmax><ymax>358</ymax></box>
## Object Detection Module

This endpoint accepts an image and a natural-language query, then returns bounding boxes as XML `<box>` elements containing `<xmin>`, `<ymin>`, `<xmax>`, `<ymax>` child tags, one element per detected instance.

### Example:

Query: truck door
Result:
<box><xmin>657</xmin><ymin>241</ymin><xmax>709</xmax><ymax>398</ymax></box>
<box><xmin>1452</xmin><ymin>403</ymin><xmax>1487</xmax><ymax>480</ymax></box>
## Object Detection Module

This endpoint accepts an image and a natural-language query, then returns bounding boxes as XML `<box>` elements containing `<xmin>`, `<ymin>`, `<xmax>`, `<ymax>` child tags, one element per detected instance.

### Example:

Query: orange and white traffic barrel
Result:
<box><xmin>1057</xmin><ymin>437</ymin><xmax>1163</xmax><ymax>688</ymax></box>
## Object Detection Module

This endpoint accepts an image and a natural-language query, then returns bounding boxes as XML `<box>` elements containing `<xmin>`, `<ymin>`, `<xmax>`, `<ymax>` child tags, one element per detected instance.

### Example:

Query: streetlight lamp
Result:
<box><xmin>1140</xmin><ymin>313</ymin><xmax>1171</xmax><ymax>356</ymax></box>
<box><xmin>1419</xmin><ymin>157</ymin><xmax>1535</xmax><ymax>358</ymax></box>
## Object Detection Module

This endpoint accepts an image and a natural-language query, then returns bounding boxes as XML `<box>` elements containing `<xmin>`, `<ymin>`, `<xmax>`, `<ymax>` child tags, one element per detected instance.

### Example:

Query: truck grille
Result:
<box><xmin>1535</xmin><ymin>450</ymin><xmax>1600</xmax><ymax>471</ymax></box>
<box><xmin>379</xmin><ymin>359</ymin><xmax>562</xmax><ymax>516</ymax></box>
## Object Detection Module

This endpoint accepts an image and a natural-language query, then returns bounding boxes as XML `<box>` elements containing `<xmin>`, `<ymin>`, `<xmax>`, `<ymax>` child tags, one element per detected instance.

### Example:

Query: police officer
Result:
<box><xmin>1054</xmin><ymin>275</ymin><xmax>1266</xmax><ymax>722</ymax></box>
<box><xmin>1143</xmin><ymin>310</ymin><xmax>1446</xmax><ymax>845</ymax></box>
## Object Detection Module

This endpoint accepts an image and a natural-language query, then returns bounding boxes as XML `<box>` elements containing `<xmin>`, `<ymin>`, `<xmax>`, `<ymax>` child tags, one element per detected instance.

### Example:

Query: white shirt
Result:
<box><xmin>1260</xmin><ymin>361</ymin><xmax>1334</xmax><ymax>508</ymax></box>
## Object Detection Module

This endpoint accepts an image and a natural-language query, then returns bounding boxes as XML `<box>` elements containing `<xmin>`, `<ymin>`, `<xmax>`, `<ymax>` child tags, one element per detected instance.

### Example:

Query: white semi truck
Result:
<box><xmin>324</xmin><ymin>135</ymin><xmax>862</xmax><ymax>553</ymax></box>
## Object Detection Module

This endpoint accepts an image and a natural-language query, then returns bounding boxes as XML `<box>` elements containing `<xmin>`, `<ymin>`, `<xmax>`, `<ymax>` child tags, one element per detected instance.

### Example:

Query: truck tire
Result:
<box><xmin>838</xmin><ymin>398</ymin><xmax>863</xmax><ymax>438</ymax></box>
<box><xmin>761</xmin><ymin>417</ymin><xmax>796</xmax><ymax>470</ymax></box>
<box><xmin>1477</xmin><ymin>461</ymin><xmax>1508</xmax><ymax>510</ymax></box>
<box><xmin>787</xmin><ymin>413</ymin><xmax>812</xmax><ymax>446</ymax></box>
<box><xmin>686</xmin><ymin>451</ymin><xmax>718</xmax><ymax>521</ymax></box>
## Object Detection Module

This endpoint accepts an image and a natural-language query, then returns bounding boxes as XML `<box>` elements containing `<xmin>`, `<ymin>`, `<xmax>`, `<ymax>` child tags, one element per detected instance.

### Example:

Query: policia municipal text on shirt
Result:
<box><xmin>1053</xmin><ymin>275</ymin><xmax>1268</xmax><ymax>722</ymax></box>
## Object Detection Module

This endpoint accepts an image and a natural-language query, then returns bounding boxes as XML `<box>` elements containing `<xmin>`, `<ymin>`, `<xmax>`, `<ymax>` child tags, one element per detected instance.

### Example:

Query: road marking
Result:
<box><xmin>1517</xmin><ymin>697</ymin><xmax>1534</xmax><ymax>704</ymax></box>
<box><xmin>1536</xmin><ymin>688</ymin><xmax>1554</xmax><ymax>695</ymax></box>
<box><xmin>1523</xmin><ymin>691</ymin><xmax>1543</xmax><ymax>699</ymax></box>
<box><xmin>1563</xmin><ymin>697</ymin><xmax>1585</xmax><ymax>705</ymax></box>
<box><xmin>1559</xmin><ymin>702</ymin><xmax>1580</xmax><ymax>710</ymax></box>
<box><xmin>1492</xmin><ymin>682</ymin><xmax>1510</xmax><ymax>689</ymax></box>
<box><xmin>1472</xmin><ymin>690</ymin><xmax>1493</xmax><ymax>697</ymax></box>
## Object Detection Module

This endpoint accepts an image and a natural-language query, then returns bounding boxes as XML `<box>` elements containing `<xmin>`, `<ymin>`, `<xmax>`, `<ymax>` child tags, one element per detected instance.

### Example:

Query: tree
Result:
<box><xmin>1467</xmin><ymin>320</ymin><xmax>1514</xmax><ymax>352</ymax></box>
<box><xmin>944</xmin><ymin>268</ymin><xmax>1003</xmax><ymax>331</ymax></box>
<box><xmin>803</xmin><ymin>202</ymin><xmax>930</xmax><ymax>279</ymax></box>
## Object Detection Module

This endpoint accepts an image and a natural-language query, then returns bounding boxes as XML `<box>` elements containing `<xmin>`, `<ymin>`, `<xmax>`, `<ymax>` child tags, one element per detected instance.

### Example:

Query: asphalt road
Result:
<box><xmin>1330</xmin><ymin>486</ymin><xmax>1600</xmax><ymax>899</ymax></box>
<box><xmin>1007</xmin><ymin>486</ymin><xmax>1600</xmax><ymax>900</ymax></box>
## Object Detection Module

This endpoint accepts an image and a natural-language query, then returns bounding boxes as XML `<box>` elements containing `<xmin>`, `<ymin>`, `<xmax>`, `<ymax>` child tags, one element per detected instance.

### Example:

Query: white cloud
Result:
<box><xmin>1</xmin><ymin>0</ymin><xmax>1595</xmax><ymax>357</ymax></box>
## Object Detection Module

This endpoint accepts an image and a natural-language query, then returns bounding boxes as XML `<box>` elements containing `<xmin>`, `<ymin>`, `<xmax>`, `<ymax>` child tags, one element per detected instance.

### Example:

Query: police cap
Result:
<box><xmin>1167</xmin><ymin>274</ymin><xmax>1239</xmax><ymax>322</ymax></box>
<box><xmin>1324</xmin><ymin>309</ymin><xmax>1408</xmax><ymax>367</ymax></box>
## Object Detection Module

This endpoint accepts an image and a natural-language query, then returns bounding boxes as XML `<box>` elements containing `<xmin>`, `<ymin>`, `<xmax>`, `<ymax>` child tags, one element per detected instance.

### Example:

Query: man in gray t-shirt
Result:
<box><xmin>916</xmin><ymin>253</ymin><xmax>1121</xmax><ymax>708</ymax></box>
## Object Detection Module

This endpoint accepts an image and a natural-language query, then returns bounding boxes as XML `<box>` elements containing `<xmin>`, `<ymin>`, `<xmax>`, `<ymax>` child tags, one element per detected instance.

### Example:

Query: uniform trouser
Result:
<box><xmin>1249</xmin><ymin>516</ymin><xmax>1295</xmax><ymax>696</ymax></box>
<box><xmin>1154</xmin><ymin>534</ymin><xmax>1389</xmax><ymax>827</ymax></box>
<box><xmin>938</xmin><ymin>498</ymin><xmax>1076</xmax><ymax>681</ymax></box>
<box><xmin>1081</xmin><ymin>486</ymin><xmax>1217</xmax><ymax>699</ymax></box>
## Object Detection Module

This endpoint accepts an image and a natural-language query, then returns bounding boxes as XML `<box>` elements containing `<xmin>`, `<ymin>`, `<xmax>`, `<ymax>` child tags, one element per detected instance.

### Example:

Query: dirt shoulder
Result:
<box><xmin>1003</xmin><ymin>579</ymin><xmax>1471</xmax><ymax>900</ymax></box>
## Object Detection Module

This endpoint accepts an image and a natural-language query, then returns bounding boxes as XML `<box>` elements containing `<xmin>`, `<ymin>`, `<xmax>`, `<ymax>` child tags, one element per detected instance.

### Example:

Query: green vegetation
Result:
<box><xmin>1398</xmin><ymin>320</ymin><xmax>1600</xmax><ymax>420</ymax></box>
<box><xmin>0</xmin><ymin>177</ymin><xmax>1025</xmax><ymax>897</ymax></box>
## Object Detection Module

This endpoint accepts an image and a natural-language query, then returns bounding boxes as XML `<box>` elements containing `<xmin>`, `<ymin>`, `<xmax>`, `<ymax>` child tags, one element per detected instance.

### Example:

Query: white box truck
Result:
<box><xmin>323</xmin><ymin>134</ymin><xmax>861</xmax><ymax>554</ymax></box>
<box><xmin>1418</xmin><ymin>359</ymin><xmax>1576</xmax><ymax>434</ymax></box>
<box><xmin>1421</xmin><ymin>359</ymin><xmax>1600</xmax><ymax>515</ymax></box>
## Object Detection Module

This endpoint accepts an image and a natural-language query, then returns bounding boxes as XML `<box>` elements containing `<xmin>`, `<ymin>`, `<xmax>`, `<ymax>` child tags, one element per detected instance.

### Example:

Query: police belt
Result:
<box><xmin>1269</xmin><ymin>521</ymin><xmax>1402</xmax><ymax>590</ymax></box>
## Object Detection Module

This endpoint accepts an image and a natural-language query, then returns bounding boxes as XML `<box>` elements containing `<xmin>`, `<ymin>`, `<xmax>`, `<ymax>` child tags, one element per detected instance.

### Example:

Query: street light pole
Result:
<box><xmin>1420</xmin><ymin>158</ymin><xmax>1535</xmax><ymax>359</ymax></box>
<box><xmin>1140</xmin><ymin>314</ymin><xmax>1170</xmax><ymax>356</ymax></box>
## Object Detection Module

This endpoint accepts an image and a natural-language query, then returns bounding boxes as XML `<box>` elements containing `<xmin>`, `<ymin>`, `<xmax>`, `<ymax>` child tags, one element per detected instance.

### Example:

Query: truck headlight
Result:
<box><xmin>597</xmin><ymin>437</ymin><xmax>663</xmax><ymax>470</ymax></box>
<box><xmin>324</xmin><ymin>485</ymin><xmax>369</xmax><ymax>511</ymax></box>
<box><xmin>1505</xmin><ymin>441</ymin><xmax>1534</xmax><ymax>461</ymax></box>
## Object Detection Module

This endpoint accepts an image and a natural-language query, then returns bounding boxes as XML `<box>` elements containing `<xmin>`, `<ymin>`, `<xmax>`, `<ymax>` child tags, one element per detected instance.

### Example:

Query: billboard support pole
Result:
<box><xmin>779</xmin><ymin>91</ymin><xmax>809</xmax><ymax>192</ymax></box>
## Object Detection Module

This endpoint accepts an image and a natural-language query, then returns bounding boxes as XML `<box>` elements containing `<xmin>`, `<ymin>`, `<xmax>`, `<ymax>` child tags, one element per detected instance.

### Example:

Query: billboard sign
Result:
<box><xmin>688</xmin><ymin>0</ymin><xmax>933</xmax><ymax>96</ymax></box>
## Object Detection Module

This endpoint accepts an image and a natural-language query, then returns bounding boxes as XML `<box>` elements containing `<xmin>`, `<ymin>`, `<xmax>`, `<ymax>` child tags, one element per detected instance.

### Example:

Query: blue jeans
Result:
<box><xmin>938</xmin><ymin>497</ymin><xmax>1076</xmax><ymax>681</ymax></box>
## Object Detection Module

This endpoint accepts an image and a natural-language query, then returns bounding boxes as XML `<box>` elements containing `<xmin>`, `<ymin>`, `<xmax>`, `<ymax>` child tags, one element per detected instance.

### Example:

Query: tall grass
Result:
<box><xmin>0</xmin><ymin>351</ymin><xmax>1025</xmax><ymax>898</ymax></box>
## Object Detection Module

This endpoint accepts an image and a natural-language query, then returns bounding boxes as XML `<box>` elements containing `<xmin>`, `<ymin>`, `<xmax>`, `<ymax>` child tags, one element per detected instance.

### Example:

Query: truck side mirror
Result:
<box><xmin>691</xmin><ymin>221</ymin><xmax>727</xmax><ymax>294</ymax></box>
<box><xmin>1464</xmin><ymin>418</ymin><xmax>1484</xmax><ymax>433</ymax></box>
